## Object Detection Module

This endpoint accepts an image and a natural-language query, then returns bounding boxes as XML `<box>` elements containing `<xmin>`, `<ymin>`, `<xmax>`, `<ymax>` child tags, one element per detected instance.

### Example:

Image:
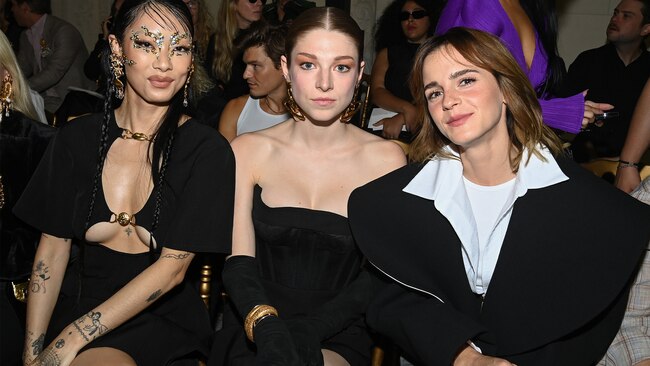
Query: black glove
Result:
<box><xmin>301</xmin><ymin>269</ymin><xmax>373</xmax><ymax>340</ymax></box>
<box><xmin>254</xmin><ymin>316</ymin><xmax>300</xmax><ymax>366</ymax></box>
<box><xmin>284</xmin><ymin>318</ymin><xmax>324</xmax><ymax>366</ymax></box>
<box><xmin>222</xmin><ymin>256</ymin><xmax>300</xmax><ymax>365</ymax></box>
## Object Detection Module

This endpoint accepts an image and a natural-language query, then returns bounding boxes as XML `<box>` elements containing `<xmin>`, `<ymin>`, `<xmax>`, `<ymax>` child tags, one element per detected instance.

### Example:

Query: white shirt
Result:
<box><xmin>403</xmin><ymin>145</ymin><xmax>568</xmax><ymax>295</ymax></box>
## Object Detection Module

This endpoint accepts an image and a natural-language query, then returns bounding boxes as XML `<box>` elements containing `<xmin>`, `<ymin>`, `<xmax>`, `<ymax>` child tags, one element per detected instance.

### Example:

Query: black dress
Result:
<box><xmin>13</xmin><ymin>112</ymin><xmax>235</xmax><ymax>365</ymax></box>
<box><xmin>212</xmin><ymin>185</ymin><xmax>373</xmax><ymax>365</ymax></box>
<box><xmin>385</xmin><ymin>42</ymin><xmax>420</xmax><ymax>103</ymax></box>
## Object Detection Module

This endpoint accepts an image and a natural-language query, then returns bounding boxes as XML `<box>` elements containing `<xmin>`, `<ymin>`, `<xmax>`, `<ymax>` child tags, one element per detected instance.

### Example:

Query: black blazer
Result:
<box><xmin>349</xmin><ymin>156</ymin><xmax>650</xmax><ymax>365</ymax></box>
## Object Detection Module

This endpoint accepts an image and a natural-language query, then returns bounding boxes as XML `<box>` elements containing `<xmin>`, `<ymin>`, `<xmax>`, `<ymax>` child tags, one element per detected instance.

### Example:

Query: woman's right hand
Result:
<box><xmin>254</xmin><ymin>316</ymin><xmax>301</xmax><ymax>366</ymax></box>
<box><xmin>615</xmin><ymin>166</ymin><xmax>641</xmax><ymax>193</ymax></box>
<box><xmin>453</xmin><ymin>345</ymin><xmax>516</xmax><ymax>366</ymax></box>
<box><xmin>581</xmin><ymin>91</ymin><xmax>614</xmax><ymax>130</ymax></box>
<box><xmin>375</xmin><ymin>114</ymin><xmax>405</xmax><ymax>140</ymax></box>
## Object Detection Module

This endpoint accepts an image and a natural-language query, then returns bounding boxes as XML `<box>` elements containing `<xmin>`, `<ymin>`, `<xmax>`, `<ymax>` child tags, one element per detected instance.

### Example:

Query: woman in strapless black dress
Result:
<box><xmin>210</xmin><ymin>7</ymin><xmax>405</xmax><ymax>366</ymax></box>
<box><xmin>14</xmin><ymin>1</ymin><xmax>234</xmax><ymax>365</ymax></box>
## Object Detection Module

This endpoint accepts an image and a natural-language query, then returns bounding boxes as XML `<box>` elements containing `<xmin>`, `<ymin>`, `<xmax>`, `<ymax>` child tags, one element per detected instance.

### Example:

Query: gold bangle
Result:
<box><xmin>244</xmin><ymin>304</ymin><xmax>278</xmax><ymax>342</ymax></box>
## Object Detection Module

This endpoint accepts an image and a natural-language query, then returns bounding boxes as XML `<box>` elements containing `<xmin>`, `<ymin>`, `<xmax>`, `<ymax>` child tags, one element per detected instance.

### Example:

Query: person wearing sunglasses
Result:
<box><xmin>370</xmin><ymin>0</ymin><xmax>440</xmax><ymax>140</ymax></box>
<box><xmin>208</xmin><ymin>0</ymin><xmax>266</xmax><ymax>101</ymax></box>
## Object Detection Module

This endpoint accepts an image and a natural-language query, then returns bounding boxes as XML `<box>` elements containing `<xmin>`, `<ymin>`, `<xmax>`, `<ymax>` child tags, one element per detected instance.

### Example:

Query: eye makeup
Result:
<box><xmin>129</xmin><ymin>26</ymin><xmax>192</xmax><ymax>59</ymax></box>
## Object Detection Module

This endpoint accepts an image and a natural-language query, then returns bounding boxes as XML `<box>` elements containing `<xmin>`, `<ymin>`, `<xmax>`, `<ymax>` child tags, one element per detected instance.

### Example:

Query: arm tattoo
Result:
<box><xmin>54</xmin><ymin>339</ymin><xmax>65</xmax><ymax>349</ymax></box>
<box><xmin>161</xmin><ymin>252</ymin><xmax>190</xmax><ymax>260</ymax></box>
<box><xmin>30</xmin><ymin>260</ymin><xmax>51</xmax><ymax>294</ymax></box>
<box><xmin>72</xmin><ymin>311</ymin><xmax>109</xmax><ymax>342</ymax></box>
<box><xmin>35</xmin><ymin>347</ymin><xmax>61</xmax><ymax>366</ymax></box>
<box><xmin>31</xmin><ymin>333</ymin><xmax>44</xmax><ymax>356</ymax></box>
<box><xmin>146</xmin><ymin>289</ymin><xmax>163</xmax><ymax>303</ymax></box>
<box><xmin>71</xmin><ymin>321</ymin><xmax>89</xmax><ymax>342</ymax></box>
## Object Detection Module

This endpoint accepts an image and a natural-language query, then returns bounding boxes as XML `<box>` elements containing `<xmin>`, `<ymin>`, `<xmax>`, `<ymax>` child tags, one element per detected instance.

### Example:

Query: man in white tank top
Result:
<box><xmin>218</xmin><ymin>21</ymin><xmax>289</xmax><ymax>142</ymax></box>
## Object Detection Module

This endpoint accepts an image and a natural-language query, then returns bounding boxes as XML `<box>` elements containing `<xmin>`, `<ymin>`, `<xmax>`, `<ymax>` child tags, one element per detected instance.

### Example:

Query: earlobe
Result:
<box><xmin>642</xmin><ymin>24</ymin><xmax>650</xmax><ymax>36</ymax></box>
<box><xmin>358</xmin><ymin>60</ymin><xmax>366</xmax><ymax>83</ymax></box>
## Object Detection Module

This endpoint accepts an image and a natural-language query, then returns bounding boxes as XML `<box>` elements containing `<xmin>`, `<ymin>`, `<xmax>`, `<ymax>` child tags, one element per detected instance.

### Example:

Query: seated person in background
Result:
<box><xmin>348</xmin><ymin>27</ymin><xmax>650</xmax><ymax>365</ymax></box>
<box><xmin>263</xmin><ymin>0</ymin><xmax>315</xmax><ymax>25</ymax></box>
<box><xmin>563</xmin><ymin>0</ymin><xmax>650</xmax><ymax>162</ymax></box>
<box><xmin>436</xmin><ymin>0</ymin><xmax>612</xmax><ymax>134</ymax></box>
<box><xmin>54</xmin><ymin>0</ymin><xmax>125</xmax><ymax>125</ymax></box>
<box><xmin>182</xmin><ymin>0</ymin><xmax>215</xmax><ymax>64</ymax></box>
<box><xmin>370</xmin><ymin>0</ymin><xmax>438</xmax><ymax>140</ymax></box>
<box><xmin>85</xmin><ymin>0</ymin><xmax>125</xmax><ymax>88</ymax></box>
<box><xmin>12</xmin><ymin>0</ymin><xmax>93</xmax><ymax>114</ymax></box>
<box><xmin>208</xmin><ymin>0</ymin><xmax>264</xmax><ymax>101</ymax></box>
<box><xmin>616</xmin><ymin>78</ymin><xmax>650</xmax><ymax>193</ymax></box>
<box><xmin>0</xmin><ymin>28</ymin><xmax>54</xmax><ymax>366</ymax></box>
<box><xmin>218</xmin><ymin>21</ymin><xmax>289</xmax><ymax>142</ymax></box>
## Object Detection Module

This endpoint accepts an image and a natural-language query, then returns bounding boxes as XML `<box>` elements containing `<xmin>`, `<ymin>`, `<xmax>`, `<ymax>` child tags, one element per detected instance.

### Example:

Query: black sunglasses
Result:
<box><xmin>399</xmin><ymin>10</ymin><xmax>428</xmax><ymax>21</ymax></box>
<box><xmin>248</xmin><ymin>0</ymin><xmax>268</xmax><ymax>4</ymax></box>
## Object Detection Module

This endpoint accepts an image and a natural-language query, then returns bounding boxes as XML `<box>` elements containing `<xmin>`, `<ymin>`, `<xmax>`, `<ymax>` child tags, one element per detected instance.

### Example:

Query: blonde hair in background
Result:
<box><xmin>193</xmin><ymin>0</ymin><xmax>215</xmax><ymax>60</ymax></box>
<box><xmin>211</xmin><ymin>0</ymin><xmax>240</xmax><ymax>83</ymax></box>
<box><xmin>0</xmin><ymin>30</ymin><xmax>40</xmax><ymax>121</ymax></box>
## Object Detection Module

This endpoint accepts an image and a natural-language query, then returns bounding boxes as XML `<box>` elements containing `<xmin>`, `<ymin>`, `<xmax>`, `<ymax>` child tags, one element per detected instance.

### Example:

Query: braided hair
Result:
<box><xmin>80</xmin><ymin>0</ymin><xmax>195</xmax><ymax>288</ymax></box>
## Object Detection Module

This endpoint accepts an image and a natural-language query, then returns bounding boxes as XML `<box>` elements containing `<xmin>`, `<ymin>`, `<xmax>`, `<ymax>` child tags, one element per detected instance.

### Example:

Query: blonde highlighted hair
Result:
<box><xmin>0</xmin><ymin>30</ymin><xmax>40</xmax><ymax>121</ymax></box>
<box><xmin>409</xmin><ymin>27</ymin><xmax>563</xmax><ymax>171</ymax></box>
<box><xmin>211</xmin><ymin>0</ymin><xmax>240</xmax><ymax>83</ymax></box>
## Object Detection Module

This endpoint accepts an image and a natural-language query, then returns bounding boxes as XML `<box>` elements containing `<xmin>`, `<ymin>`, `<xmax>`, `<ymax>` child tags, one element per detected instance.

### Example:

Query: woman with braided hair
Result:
<box><xmin>14</xmin><ymin>0</ymin><xmax>235</xmax><ymax>365</ymax></box>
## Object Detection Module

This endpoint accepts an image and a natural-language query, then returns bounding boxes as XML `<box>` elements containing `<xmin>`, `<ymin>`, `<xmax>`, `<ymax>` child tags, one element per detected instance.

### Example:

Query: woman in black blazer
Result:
<box><xmin>348</xmin><ymin>27</ymin><xmax>650</xmax><ymax>366</ymax></box>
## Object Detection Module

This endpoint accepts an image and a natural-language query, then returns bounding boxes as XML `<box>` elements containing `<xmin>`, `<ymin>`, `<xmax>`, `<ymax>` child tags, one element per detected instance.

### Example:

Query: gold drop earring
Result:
<box><xmin>0</xmin><ymin>73</ymin><xmax>14</xmax><ymax>123</ymax></box>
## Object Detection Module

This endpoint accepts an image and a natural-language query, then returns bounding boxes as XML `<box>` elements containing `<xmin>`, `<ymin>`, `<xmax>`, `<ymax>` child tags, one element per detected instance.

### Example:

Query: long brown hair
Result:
<box><xmin>409</xmin><ymin>27</ymin><xmax>563</xmax><ymax>171</ymax></box>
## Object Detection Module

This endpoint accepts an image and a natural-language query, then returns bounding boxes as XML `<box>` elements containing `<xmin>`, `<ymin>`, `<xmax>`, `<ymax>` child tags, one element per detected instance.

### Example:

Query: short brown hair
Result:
<box><xmin>408</xmin><ymin>27</ymin><xmax>563</xmax><ymax>171</ymax></box>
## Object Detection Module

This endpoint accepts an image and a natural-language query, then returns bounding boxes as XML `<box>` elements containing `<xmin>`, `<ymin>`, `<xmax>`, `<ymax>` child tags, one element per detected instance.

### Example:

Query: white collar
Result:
<box><xmin>403</xmin><ymin>145</ymin><xmax>568</xmax><ymax>201</ymax></box>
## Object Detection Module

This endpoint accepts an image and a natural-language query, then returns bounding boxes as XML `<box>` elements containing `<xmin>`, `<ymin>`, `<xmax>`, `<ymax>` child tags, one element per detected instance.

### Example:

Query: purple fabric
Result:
<box><xmin>436</xmin><ymin>0</ymin><xmax>584</xmax><ymax>133</ymax></box>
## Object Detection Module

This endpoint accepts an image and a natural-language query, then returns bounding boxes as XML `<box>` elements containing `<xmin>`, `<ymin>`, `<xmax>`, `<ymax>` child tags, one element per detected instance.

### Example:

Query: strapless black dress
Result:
<box><xmin>212</xmin><ymin>185</ymin><xmax>372</xmax><ymax>365</ymax></box>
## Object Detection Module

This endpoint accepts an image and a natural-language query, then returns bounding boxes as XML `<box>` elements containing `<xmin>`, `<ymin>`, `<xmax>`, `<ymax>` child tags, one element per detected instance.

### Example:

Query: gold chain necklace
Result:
<box><xmin>263</xmin><ymin>97</ymin><xmax>285</xmax><ymax>115</ymax></box>
<box><xmin>121</xmin><ymin>128</ymin><xmax>153</xmax><ymax>142</ymax></box>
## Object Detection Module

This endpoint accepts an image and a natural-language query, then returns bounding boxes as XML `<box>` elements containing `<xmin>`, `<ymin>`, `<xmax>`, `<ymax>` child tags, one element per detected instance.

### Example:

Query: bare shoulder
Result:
<box><xmin>351</xmin><ymin>128</ymin><xmax>407</xmax><ymax>174</ymax></box>
<box><xmin>231</xmin><ymin>120</ymin><xmax>292</xmax><ymax>159</ymax></box>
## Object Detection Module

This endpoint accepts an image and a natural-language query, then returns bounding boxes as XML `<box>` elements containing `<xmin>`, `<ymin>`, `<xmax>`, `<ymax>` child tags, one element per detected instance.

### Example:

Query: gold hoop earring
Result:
<box><xmin>340</xmin><ymin>82</ymin><xmax>361</xmax><ymax>123</ymax></box>
<box><xmin>283</xmin><ymin>81</ymin><xmax>305</xmax><ymax>121</ymax></box>
<box><xmin>183</xmin><ymin>64</ymin><xmax>194</xmax><ymax>108</ymax></box>
<box><xmin>0</xmin><ymin>73</ymin><xmax>13</xmax><ymax>123</ymax></box>
<box><xmin>110</xmin><ymin>53</ymin><xmax>125</xmax><ymax>100</ymax></box>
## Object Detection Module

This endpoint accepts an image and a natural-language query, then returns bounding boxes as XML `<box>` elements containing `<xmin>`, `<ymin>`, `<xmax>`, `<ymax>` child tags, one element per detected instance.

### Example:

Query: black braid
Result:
<box><xmin>149</xmin><ymin>128</ymin><xmax>175</xmax><ymax>262</ymax></box>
